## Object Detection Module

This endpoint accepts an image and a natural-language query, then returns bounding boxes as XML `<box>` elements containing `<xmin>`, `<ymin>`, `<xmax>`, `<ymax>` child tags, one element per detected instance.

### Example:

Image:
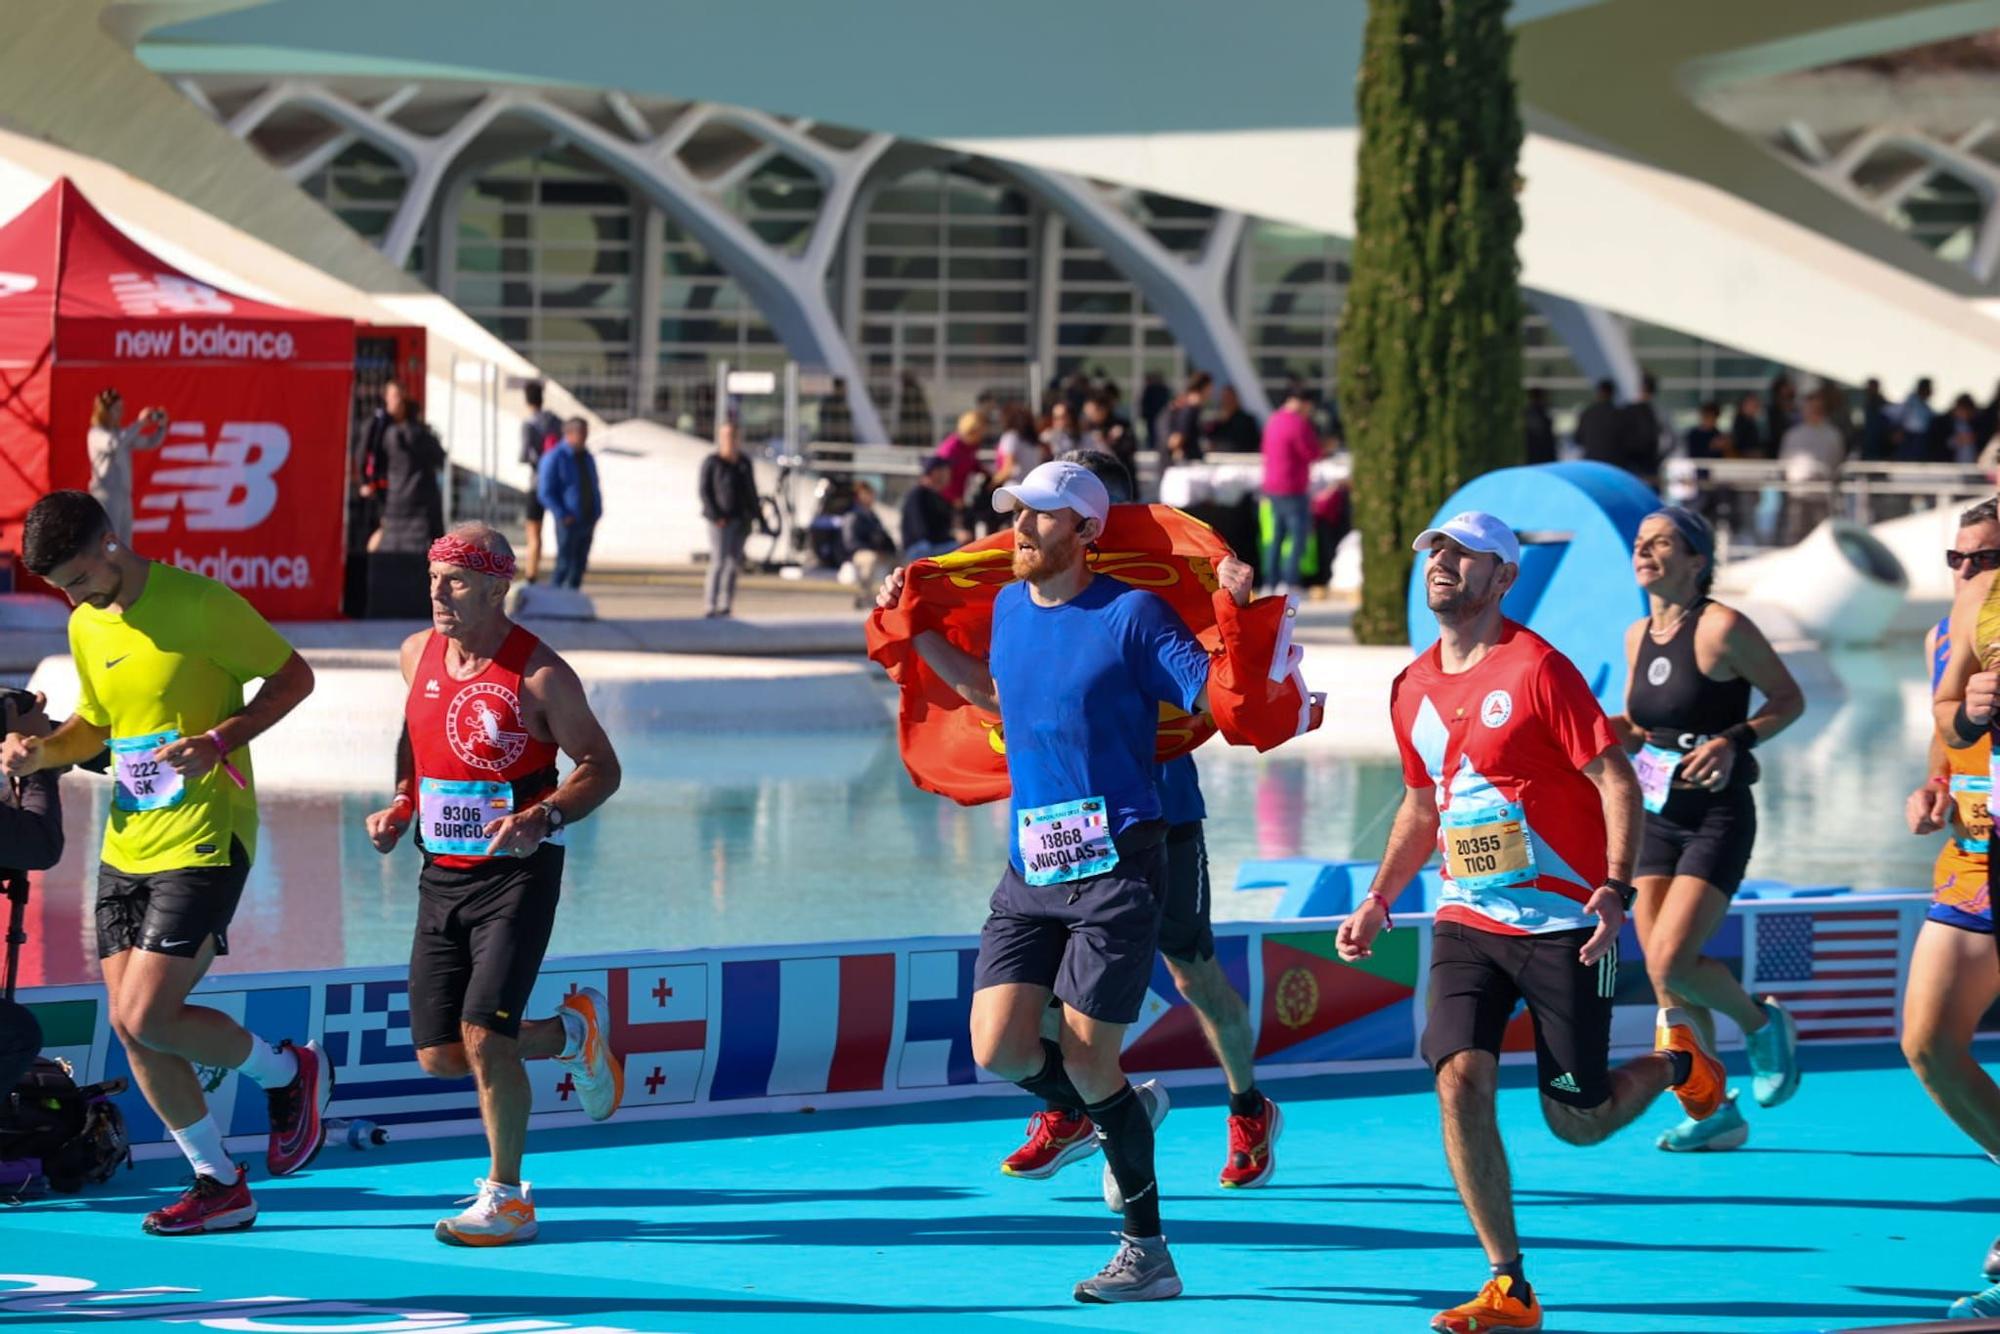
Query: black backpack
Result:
<box><xmin>0</xmin><ymin>1057</ymin><xmax>129</xmax><ymax>1195</ymax></box>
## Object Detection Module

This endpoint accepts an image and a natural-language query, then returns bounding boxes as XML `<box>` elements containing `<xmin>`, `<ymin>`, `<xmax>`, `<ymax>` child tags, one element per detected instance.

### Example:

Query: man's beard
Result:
<box><xmin>1426</xmin><ymin>579</ymin><xmax>1493</xmax><ymax>623</ymax></box>
<box><xmin>1013</xmin><ymin>531</ymin><xmax>1082</xmax><ymax>582</ymax></box>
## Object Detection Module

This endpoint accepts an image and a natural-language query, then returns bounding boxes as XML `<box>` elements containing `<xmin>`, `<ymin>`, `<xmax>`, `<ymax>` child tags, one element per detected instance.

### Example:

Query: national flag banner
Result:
<box><xmin>323</xmin><ymin>977</ymin><xmax>477</xmax><ymax>1128</ymax></box>
<box><xmin>1750</xmin><ymin>908</ymin><xmax>1904</xmax><ymax>1041</ymax></box>
<box><xmin>1121</xmin><ymin>937</ymin><xmax>1250</xmax><ymax>1073</ymax></box>
<box><xmin>710</xmin><ymin>954</ymin><xmax>895</xmax><ymax>1101</ymax></box>
<box><xmin>865</xmin><ymin>509</ymin><xmax>1242</xmax><ymax>805</ymax></box>
<box><xmin>1255</xmin><ymin>927</ymin><xmax>1418</xmax><ymax>1064</ymax></box>
<box><xmin>899</xmin><ymin>948</ymin><xmax>991</xmax><ymax>1088</ymax></box>
<box><xmin>96</xmin><ymin>984</ymin><xmax>314</xmax><ymax>1142</ymax></box>
<box><xmin>532</xmin><ymin>964</ymin><xmax>710</xmax><ymax>1111</ymax></box>
<box><xmin>1608</xmin><ymin>915</ymin><xmax>1745</xmax><ymax>1050</ymax></box>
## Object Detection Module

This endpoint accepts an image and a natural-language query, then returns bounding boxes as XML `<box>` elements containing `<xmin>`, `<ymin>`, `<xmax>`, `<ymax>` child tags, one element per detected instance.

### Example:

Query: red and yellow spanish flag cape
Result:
<box><xmin>864</xmin><ymin>504</ymin><xmax>1319</xmax><ymax>805</ymax></box>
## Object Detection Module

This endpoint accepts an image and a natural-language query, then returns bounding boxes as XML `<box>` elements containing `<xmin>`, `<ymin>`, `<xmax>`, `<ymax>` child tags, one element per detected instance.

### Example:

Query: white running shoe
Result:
<box><xmin>434</xmin><ymin>1179</ymin><xmax>538</xmax><ymax>1247</ymax></box>
<box><xmin>557</xmin><ymin>987</ymin><xmax>624</xmax><ymax>1122</ymax></box>
<box><xmin>1102</xmin><ymin>1079</ymin><xmax>1171</xmax><ymax>1213</ymax></box>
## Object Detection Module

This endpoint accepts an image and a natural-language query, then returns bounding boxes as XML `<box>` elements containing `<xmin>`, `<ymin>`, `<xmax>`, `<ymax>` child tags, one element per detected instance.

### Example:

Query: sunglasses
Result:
<box><xmin>1946</xmin><ymin>548</ymin><xmax>2000</xmax><ymax>573</ymax></box>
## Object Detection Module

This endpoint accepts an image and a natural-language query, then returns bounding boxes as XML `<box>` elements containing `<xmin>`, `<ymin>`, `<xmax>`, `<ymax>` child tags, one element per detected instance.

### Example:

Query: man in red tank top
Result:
<box><xmin>364</xmin><ymin>522</ymin><xmax>624</xmax><ymax>1247</ymax></box>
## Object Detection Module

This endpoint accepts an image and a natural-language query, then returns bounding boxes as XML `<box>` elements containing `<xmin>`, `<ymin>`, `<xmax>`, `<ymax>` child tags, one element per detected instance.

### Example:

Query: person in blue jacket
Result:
<box><xmin>537</xmin><ymin>418</ymin><xmax>603</xmax><ymax>590</ymax></box>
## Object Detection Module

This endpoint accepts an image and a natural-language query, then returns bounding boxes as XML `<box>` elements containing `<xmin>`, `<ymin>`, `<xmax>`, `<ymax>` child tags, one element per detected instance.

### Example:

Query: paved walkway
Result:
<box><xmin>4</xmin><ymin>1047</ymin><xmax>1980</xmax><ymax>1333</ymax></box>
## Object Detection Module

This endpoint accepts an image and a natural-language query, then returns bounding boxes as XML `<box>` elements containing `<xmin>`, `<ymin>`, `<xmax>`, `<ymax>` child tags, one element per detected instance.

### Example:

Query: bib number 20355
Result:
<box><xmin>1442</xmin><ymin>800</ymin><xmax>1537</xmax><ymax>894</ymax></box>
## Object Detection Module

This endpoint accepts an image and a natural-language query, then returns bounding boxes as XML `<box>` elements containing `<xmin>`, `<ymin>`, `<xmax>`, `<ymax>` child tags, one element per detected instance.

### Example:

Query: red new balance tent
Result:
<box><xmin>0</xmin><ymin>177</ymin><xmax>354</xmax><ymax>618</ymax></box>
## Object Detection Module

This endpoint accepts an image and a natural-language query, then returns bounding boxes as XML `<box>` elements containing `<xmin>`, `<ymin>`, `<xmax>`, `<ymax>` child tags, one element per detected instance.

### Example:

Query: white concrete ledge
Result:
<box><xmin>28</xmin><ymin>651</ymin><xmax>892</xmax><ymax>791</ymax></box>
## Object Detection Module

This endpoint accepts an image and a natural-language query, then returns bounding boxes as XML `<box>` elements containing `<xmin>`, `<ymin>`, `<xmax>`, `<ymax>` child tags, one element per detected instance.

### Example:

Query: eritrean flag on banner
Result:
<box><xmin>864</xmin><ymin>504</ymin><xmax>1318</xmax><ymax>805</ymax></box>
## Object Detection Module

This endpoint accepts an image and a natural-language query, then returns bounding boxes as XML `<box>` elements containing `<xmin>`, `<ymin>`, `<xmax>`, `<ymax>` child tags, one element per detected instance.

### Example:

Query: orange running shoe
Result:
<box><xmin>1656</xmin><ymin>1005</ymin><xmax>1727</xmax><ymax>1121</ymax></box>
<box><xmin>1431</xmin><ymin>1275</ymin><xmax>1542</xmax><ymax>1332</ymax></box>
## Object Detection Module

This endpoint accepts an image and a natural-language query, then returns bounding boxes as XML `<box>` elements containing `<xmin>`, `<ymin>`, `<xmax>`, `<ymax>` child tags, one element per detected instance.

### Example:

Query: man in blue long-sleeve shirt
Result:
<box><xmin>537</xmin><ymin>418</ymin><xmax>604</xmax><ymax>590</ymax></box>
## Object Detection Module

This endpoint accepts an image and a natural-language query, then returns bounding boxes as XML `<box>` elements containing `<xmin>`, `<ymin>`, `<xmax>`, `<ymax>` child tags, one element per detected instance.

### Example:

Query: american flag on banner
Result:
<box><xmin>1753</xmin><ymin>909</ymin><xmax>1903</xmax><ymax>1041</ymax></box>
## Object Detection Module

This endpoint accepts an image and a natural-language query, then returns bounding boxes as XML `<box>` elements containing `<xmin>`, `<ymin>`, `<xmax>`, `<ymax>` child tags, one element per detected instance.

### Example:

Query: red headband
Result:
<box><xmin>428</xmin><ymin>534</ymin><xmax>516</xmax><ymax>581</ymax></box>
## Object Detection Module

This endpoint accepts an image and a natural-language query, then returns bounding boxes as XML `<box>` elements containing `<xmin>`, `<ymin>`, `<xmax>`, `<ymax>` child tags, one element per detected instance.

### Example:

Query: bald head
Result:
<box><xmin>445</xmin><ymin>520</ymin><xmax>516</xmax><ymax>568</ymax></box>
<box><xmin>428</xmin><ymin>520</ymin><xmax>518</xmax><ymax>641</ymax></box>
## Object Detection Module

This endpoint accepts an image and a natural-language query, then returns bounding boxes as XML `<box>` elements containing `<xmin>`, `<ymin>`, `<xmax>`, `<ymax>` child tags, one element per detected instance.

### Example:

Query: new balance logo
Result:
<box><xmin>425</xmin><ymin>679</ymin><xmax>441</xmax><ymax>698</ymax></box>
<box><xmin>133</xmin><ymin>423</ymin><xmax>290</xmax><ymax>533</ymax></box>
<box><xmin>1549</xmin><ymin>1072</ymin><xmax>1580</xmax><ymax>1094</ymax></box>
<box><xmin>108</xmin><ymin>270</ymin><xmax>233</xmax><ymax>316</ymax></box>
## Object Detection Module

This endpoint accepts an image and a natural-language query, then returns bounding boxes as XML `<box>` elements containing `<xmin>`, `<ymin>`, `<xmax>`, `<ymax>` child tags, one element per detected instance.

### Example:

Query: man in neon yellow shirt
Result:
<box><xmin>1</xmin><ymin>491</ymin><xmax>324</xmax><ymax>1235</ymax></box>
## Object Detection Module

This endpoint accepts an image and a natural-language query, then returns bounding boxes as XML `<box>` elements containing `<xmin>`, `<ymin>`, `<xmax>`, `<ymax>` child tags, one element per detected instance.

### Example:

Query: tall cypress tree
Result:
<box><xmin>1337</xmin><ymin>0</ymin><xmax>1525</xmax><ymax>644</ymax></box>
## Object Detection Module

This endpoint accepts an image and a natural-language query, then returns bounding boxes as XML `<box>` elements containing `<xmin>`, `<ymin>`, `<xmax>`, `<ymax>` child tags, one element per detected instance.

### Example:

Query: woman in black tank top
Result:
<box><xmin>1609</xmin><ymin>507</ymin><xmax>1807</xmax><ymax>1152</ymax></box>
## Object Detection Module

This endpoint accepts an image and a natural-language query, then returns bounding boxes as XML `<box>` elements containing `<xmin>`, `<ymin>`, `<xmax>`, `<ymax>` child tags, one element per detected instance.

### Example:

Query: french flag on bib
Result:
<box><xmin>709</xmin><ymin>954</ymin><xmax>896</xmax><ymax>1100</ymax></box>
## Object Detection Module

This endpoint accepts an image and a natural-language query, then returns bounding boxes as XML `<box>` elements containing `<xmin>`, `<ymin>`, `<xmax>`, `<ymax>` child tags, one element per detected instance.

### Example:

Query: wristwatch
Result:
<box><xmin>1604</xmin><ymin>876</ymin><xmax>1638</xmax><ymax>911</ymax></box>
<box><xmin>540</xmin><ymin>800</ymin><xmax>567</xmax><ymax>832</ymax></box>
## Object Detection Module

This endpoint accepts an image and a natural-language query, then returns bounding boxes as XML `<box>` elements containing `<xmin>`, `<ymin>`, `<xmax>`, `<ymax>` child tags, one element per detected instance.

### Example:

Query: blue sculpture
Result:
<box><xmin>1407</xmin><ymin>462</ymin><xmax>1659</xmax><ymax>712</ymax></box>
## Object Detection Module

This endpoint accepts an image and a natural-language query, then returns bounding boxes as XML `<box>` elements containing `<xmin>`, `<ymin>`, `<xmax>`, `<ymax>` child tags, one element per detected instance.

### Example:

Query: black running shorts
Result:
<box><xmin>95</xmin><ymin>837</ymin><xmax>251</xmax><ymax>960</ymax></box>
<box><xmin>973</xmin><ymin>823</ymin><xmax>1168</xmax><ymax>1025</ymax></box>
<box><xmin>1420</xmin><ymin>919</ymin><xmax>1616</xmax><ymax>1109</ymax></box>
<box><xmin>1637</xmin><ymin>786</ymin><xmax>1757</xmax><ymax>896</ymax></box>
<box><xmin>408</xmin><ymin>843</ymin><xmax>564</xmax><ymax>1047</ymax></box>
<box><xmin>1156</xmin><ymin>821</ymin><xmax>1215</xmax><ymax>964</ymax></box>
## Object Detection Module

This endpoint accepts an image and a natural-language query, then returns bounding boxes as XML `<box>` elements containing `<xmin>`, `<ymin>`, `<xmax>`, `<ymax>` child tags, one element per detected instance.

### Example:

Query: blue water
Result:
<box><xmin>21</xmin><ymin>643</ymin><xmax>1938</xmax><ymax>986</ymax></box>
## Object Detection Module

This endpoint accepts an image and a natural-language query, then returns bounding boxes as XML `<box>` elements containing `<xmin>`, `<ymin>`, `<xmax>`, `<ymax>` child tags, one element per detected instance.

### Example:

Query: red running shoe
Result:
<box><xmin>1219</xmin><ymin>1095</ymin><xmax>1284</xmax><ymax>1188</ymax></box>
<box><xmin>265</xmin><ymin>1038</ymin><xmax>332</xmax><ymax>1177</ymax></box>
<box><xmin>143</xmin><ymin>1165</ymin><xmax>256</xmax><ymax>1235</ymax></box>
<box><xmin>1000</xmin><ymin>1109</ymin><xmax>1098</xmax><ymax>1179</ymax></box>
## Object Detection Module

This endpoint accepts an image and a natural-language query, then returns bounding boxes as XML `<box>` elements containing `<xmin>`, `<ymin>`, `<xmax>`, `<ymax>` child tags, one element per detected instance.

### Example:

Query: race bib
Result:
<box><xmin>110</xmin><ymin>730</ymin><xmax>184</xmax><ymax>813</ymax></box>
<box><xmin>1634</xmin><ymin>743</ymin><xmax>1682</xmax><ymax>815</ymax></box>
<box><xmin>419</xmin><ymin>778</ymin><xmax>515</xmax><ymax>857</ymax></box>
<box><xmin>1953</xmin><ymin>773</ymin><xmax>1993</xmax><ymax>854</ymax></box>
<box><xmin>1442</xmin><ymin>800</ymin><xmax>1538</xmax><ymax>894</ymax></box>
<box><xmin>1018</xmin><ymin>797</ymin><xmax>1118</xmax><ymax>887</ymax></box>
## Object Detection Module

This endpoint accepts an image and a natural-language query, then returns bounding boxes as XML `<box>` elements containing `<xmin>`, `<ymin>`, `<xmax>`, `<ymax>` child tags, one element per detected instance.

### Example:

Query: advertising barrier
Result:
<box><xmin>15</xmin><ymin>895</ymin><xmax>1926</xmax><ymax>1157</ymax></box>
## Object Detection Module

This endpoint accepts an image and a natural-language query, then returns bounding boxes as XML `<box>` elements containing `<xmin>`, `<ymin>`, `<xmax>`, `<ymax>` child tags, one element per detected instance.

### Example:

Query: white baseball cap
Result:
<box><xmin>1412</xmin><ymin>510</ymin><xmax>1520</xmax><ymax>566</ymax></box>
<box><xmin>993</xmin><ymin>460</ymin><xmax>1110</xmax><ymax>528</ymax></box>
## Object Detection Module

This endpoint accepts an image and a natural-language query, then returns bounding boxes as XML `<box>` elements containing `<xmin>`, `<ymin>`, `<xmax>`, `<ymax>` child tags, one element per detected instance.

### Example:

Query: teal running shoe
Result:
<box><xmin>1950</xmin><ymin>1281</ymin><xmax>2000</xmax><ymax>1319</ymax></box>
<box><xmin>1657</xmin><ymin>1087</ymin><xmax>1749</xmax><ymax>1152</ymax></box>
<box><xmin>1745</xmin><ymin>997</ymin><xmax>1801</xmax><ymax>1108</ymax></box>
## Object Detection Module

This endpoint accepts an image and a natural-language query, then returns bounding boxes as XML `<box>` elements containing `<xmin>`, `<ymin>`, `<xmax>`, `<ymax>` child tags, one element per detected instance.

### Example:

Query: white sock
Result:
<box><xmin>169</xmin><ymin>1114</ymin><xmax>232</xmax><ymax>1182</ymax></box>
<box><xmin>234</xmin><ymin>1036</ymin><xmax>299</xmax><ymax>1090</ymax></box>
<box><xmin>556</xmin><ymin>1007</ymin><xmax>584</xmax><ymax>1063</ymax></box>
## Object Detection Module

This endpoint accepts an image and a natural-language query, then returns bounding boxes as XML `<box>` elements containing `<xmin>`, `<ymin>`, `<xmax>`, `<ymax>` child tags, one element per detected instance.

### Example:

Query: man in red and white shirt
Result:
<box><xmin>1338</xmin><ymin>511</ymin><xmax>1726</xmax><ymax>1334</ymax></box>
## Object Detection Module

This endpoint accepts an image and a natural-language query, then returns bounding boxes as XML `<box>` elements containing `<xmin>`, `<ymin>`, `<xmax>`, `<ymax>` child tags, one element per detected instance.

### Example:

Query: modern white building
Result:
<box><xmin>9</xmin><ymin>1</ymin><xmax>2000</xmax><ymax>451</ymax></box>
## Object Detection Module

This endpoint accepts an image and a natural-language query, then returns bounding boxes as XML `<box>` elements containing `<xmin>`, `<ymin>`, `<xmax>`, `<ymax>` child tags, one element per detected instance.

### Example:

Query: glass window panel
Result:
<box><xmin>865</xmin><ymin>254</ymin><xmax>940</xmax><ymax>282</ymax></box>
<box><xmin>867</xmin><ymin>222</ymin><xmax>942</xmax><ymax>249</ymax></box>
<box><xmin>948</xmin><ymin>288</ymin><xmax>1029</xmax><ymax>315</ymax></box>
<box><xmin>947</xmin><ymin>222</ymin><xmax>1028</xmax><ymax>249</ymax></box>
<box><xmin>946</xmin><ymin>254</ymin><xmax>1028</xmax><ymax>282</ymax></box>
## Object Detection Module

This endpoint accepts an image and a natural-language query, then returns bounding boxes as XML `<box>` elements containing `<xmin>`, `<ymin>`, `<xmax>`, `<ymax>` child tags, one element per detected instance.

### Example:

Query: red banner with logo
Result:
<box><xmin>47</xmin><ymin>362</ymin><xmax>349</xmax><ymax>619</ymax></box>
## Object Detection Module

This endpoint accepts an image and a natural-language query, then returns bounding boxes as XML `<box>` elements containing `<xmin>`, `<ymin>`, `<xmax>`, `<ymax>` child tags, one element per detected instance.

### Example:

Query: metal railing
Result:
<box><xmin>1661</xmin><ymin>458</ymin><xmax>1995</xmax><ymax>551</ymax></box>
